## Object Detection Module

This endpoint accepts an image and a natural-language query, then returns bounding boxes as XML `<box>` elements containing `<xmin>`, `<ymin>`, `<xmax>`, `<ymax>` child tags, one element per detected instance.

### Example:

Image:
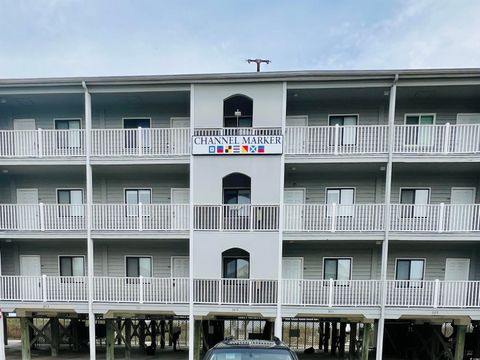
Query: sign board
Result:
<box><xmin>192</xmin><ymin>135</ymin><xmax>283</xmax><ymax>155</ymax></box>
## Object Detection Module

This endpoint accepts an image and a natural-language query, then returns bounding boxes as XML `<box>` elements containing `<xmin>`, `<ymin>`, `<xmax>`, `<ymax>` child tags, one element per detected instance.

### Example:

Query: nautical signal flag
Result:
<box><xmin>216</xmin><ymin>146</ymin><xmax>224</xmax><ymax>153</ymax></box>
<box><xmin>225</xmin><ymin>146</ymin><xmax>233</xmax><ymax>154</ymax></box>
<box><xmin>241</xmin><ymin>145</ymin><xmax>249</xmax><ymax>153</ymax></box>
<box><xmin>258</xmin><ymin>145</ymin><xmax>265</xmax><ymax>153</ymax></box>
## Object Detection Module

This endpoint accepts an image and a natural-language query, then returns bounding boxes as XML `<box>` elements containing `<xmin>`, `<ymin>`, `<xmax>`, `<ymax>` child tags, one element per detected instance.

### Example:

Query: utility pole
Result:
<box><xmin>247</xmin><ymin>59</ymin><xmax>271</xmax><ymax>72</ymax></box>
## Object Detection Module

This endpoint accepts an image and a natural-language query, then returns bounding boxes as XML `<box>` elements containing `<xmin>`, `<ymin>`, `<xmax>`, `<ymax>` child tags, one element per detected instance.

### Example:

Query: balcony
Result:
<box><xmin>0</xmin><ymin>204</ymin><xmax>189</xmax><ymax>234</ymax></box>
<box><xmin>283</xmin><ymin>204</ymin><xmax>480</xmax><ymax>233</ymax></box>
<box><xmin>0</xmin><ymin>128</ymin><xmax>190</xmax><ymax>161</ymax></box>
<box><xmin>284</xmin><ymin>124</ymin><xmax>480</xmax><ymax>159</ymax></box>
<box><xmin>2</xmin><ymin>276</ymin><xmax>480</xmax><ymax>311</ymax></box>
<box><xmin>193</xmin><ymin>205</ymin><xmax>280</xmax><ymax>231</ymax></box>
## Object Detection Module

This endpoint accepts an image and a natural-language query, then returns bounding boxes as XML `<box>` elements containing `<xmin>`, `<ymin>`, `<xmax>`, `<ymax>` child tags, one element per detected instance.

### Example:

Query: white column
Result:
<box><xmin>0</xmin><ymin>313</ymin><xmax>4</xmax><ymax>360</ymax></box>
<box><xmin>83</xmin><ymin>81</ymin><xmax>96</xmax><ymax>360</ymax></box>
<box><xmin>376</xmin><ymin>74</ymin><xmax>398</xmax><ymax>360</ymax></box>
<box><xmin>274</xmin><ymin>81</ymin><xmax>287</xmax><ymax>338</ymax></box>
<box><xmin>188</xmin><ymin>84</ymin><xmax>195</xmax><ymax>360</ymax></box>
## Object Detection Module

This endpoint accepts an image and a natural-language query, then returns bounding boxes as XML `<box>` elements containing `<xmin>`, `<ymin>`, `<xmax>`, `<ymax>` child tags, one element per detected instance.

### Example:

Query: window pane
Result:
<box><xmin>69</xmin><ymin>120</ymin><xmax>81</xmax><ymax>130</ymax></box>
<box><xmin>324</xmin><ymin>259</ymin><xmax>337</xmax><ymax>280</ymax></box>
<box><xmin>396</xmin><ymin>260</ymin><xmax>410</xmax><ymax>280</ymax></box>
<box><xmin>237</xmin><ymin>190</ymin><xmax>251</xmax><ymax>204</ymax></box>
<box><xmin>400</xmin><ymin>189</ymin><xmax>415</xmax><ymax>204</ymax></box>
<box><xmin>236</xmin><ymin>259</ymin><xmax>249</xmax><ymax>279</ymax></box>
<box><xmin>138</xmin><ymin>190</ymin><xmax>151</xmax><ymax>204</ymax></box>
<box><xmin>343</xmin><ymin>116</ymin><xmax>357</xmax><ymax>126</ymax></box>
<box><xmin>126</xmin><ymin>257</ymin><xmax>139</xmax><ymax>277</ymax></box>
<box><xmin>126</xmin><ymin>190</ymin><xmax>138</xmax><ymax>204</ymax></box>
<box><xmin>410</xmin><ymin>260</ymin><xmax>424</xmax><ymax>280</ymax></box>
<box><xmin>70</xmin><ymin>190</ymin><xmax>83</xmax><ymax>205</ymax></box>
<box><xmin>329</xmin><ymin>117</ymin><xmax>343</xmax><ymax>126</ymax></box>
<box><xmin>224</xmin><ymin>259</ymin><xmax>237</xmax><ymax>278</ymax></box>
<box><xmin>139</xmin><ymin>258</ymin><xmax>152</xmax><ymax>277</ymax></box>
<box><xmin>60</xmin><ymin>257</ymin><xmax>72</xmax><ymax>276</ymax></box>
<box><xmin>337</xmin><ymin>259</ymin><xmax>351</xmax><ymax>280</ymax></box>
<box><xmin>415</xmin><ymin>190</ymin><xmax>429</xmax><ymax>205</ymax></box>
<box><xmin>420</xmin><ymin>115</ymin><xmax>434</xmax><ymax>125</ymax></box>
<box><xmin>340</xmin><ymin>189</ymin><xmax>354</xmax><ymax>205</ymax></box>
<box><xmin>326</xmin><ymin>190</ymin><xmax>340</xmax><ymax>204</ymax></box>
<box><xmin>224</xmin><ymin>190</ymin><xmax>238</xmax><ymax>204</ymax></box>
<box><xmin>72</xmin><ymin>257</ymin><xmax>84</xmax><ymax>276</ymax></box>
<box><xmin>58</xmin><ymin>190</ymin><xmax>70</xmax><ymax>204</ymax></box>
<box><xmin>55</xmin><ymin>120</ymin><xmax>69</xmax><ymax>130</ymax></box>
<box><xmin>406</xmin><ymin>116</ymin><xmax>419</xmax><ymax>125</ymax></box>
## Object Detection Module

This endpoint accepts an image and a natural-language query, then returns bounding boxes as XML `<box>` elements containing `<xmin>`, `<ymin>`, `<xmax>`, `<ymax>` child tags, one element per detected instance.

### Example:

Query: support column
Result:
<box><xmin>124</xmin><ymin>319</ymin><xmax>132</xmax><ymax>360</ymax></box>
<box><xmin>50</xmin><ymin>317</ymin><xmax>59</xmax><ymax>357</ymax></box>
<box><xmin>160</xmin><ymin>320</ymin><xmax>166</xmax><ymax>349</ymax></box>
<box><xmin>349</xmin><ymin>322</ymin><xmax>357</xmax><ymax>359</ymax></box>
<box><xmin>83</xmin><ymin>81</ymin><xmax>96</xmax><ymax>360</ymax></box>
<box><xmin>139</xmin><ymin>320</ymin><xmax>146</xmax><ymax>350</ymax></box>
<box><xmin>0</xmin><ymin>313</ymin><xmax>5</xmax><ymax>360</ymax></box>
<box><xmin>106</xmin><ymin>319</ymin><xmax>115</xmax><ymax>360</ymax></box>
<box><xmin>362</xmin><ymin>323</ymin><xmax>372</xmax><ymax>360</ymax></box>
<box><xmin>20</xmin><ymin>317</ymin><xmax>31</xmax><ymax>360</ymax></box>
<box><xmin>71</xmin><ymin>318</ymin><xmax>80</xmax><ymax>352</ymax></box>
<box><xmin>323</xmin><ymin>322</ymin><xmax>330</xmax><ymax>353</ymax></box>
<box><xmin>331</xmin><ymin>321</ymin><xmax>337</xmax><ymax>355</ymax></box>
<box><xmin>454</xmin><ymin>325</ymin><xmax>466</xmax><ymax>360</ymax></box>
<box><xmin>473</xmin><ymin>321</ymin><xmax>480</xmax><ymax>357</ymax></box>
<box><xmin>339</xmin><ymin>322</ymin><xmax>346</xmax><ymax>357</ymax></box>
<box><xmin>194</xmin><ymin>320</ymin><xmax>202</xmax><ymax>360</ymax></box>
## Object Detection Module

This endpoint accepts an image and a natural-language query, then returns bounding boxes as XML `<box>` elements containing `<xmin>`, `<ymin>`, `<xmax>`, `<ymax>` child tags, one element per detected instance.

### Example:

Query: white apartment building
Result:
<box><xmin>0</xmin><ymin>69</ymin><xmax>479</xmax><ymax>359</ymax></box>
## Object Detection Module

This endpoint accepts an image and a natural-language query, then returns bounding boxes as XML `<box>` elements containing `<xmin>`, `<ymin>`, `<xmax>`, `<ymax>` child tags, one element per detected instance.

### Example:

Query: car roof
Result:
<box><xmin>213</xmin><ymin>338</ymin><xmax>291</xmax><ymax>350</ymax></box>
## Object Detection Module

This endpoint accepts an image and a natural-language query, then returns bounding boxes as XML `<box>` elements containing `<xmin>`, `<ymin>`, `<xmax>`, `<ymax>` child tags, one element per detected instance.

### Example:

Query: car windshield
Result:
<box><xmin>208</xmin><ymin>348</ymin><xmax>294</xmax><ymax>360</ymax></box>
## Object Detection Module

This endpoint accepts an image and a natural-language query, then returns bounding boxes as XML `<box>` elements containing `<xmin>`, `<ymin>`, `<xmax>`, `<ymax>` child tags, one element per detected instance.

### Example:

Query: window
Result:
<box><xmin>59</xmin><ymin>256</ymin><xmax>84</xmax><ymax>276</ymax></box>
<box><xmin>223</xmin><ymin>95</ymin><xmax>253</xmax><ymax>128</ymax></box>
<box><xmin>396</xmin><ymin>259</ymin><xmax>425</xmax><ymax>287</ymax></box>
<box><xmin>123</xmin><ymin>118</ymin><xmax>151</xmax><ymax>149</ymax></box>
<box><xmin>326</xmin><ymin>188</ymin><xmax>354</xmax><ymax>216</ymax></box>
<box><xmin>222</xmin><ymin>173</ymin><xmax>251</xmax><ymax>228</ymax></box>
<box><xmin>400</xmin><ymin>188</ymin><xmax>430</xmax><ymax>217</ymax></box>
<box><xmin>125</xmin><ymin>189</ymin><xmax>151</xmax><ymax>216</ymax></box>
<box><xmin>404</xmin><ymin>114</ymin><xmax>435</xmax><ymax>146</ymax></box>
<box><xmin>55</xmin><ymin>119</ymin><xmax>81</xmax><ymax>148</ymax></box>
<box><xmin>57</xmin><ymin>189</ymin><xmax>84</xmax><ymax>217</ymax></box>
<box><xmin>329</xmin><ymin>115</ymin><xmax>358</xmax><ymax>145</ymax></box>
<box><xmin>126</xmin><ymin>256</ymin><xmax>152</xmax><ymax>277</ymax></box>
<box><xmin>222</xmin><ymin>248</ymin><xmax>250</xmax><ymax>279</ymax></box>
<box><xmin>324</xmin><ymin>258</ymin><xmax>351</xmax><ymax>280</ymax></box>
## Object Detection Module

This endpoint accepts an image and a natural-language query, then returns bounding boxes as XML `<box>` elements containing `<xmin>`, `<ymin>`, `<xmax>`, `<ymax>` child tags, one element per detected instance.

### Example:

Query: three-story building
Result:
<box><xmin>0</xmin><ymin>69</ymin><xmax>479</xmax><ymax>360</ymax></box>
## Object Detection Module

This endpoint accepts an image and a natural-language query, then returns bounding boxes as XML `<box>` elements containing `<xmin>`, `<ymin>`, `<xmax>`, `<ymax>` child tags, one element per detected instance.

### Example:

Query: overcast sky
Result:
<box><xmin>0</xmin><ymin>0</ymin><xmax>479</xmax><ymax>78</ymax></box>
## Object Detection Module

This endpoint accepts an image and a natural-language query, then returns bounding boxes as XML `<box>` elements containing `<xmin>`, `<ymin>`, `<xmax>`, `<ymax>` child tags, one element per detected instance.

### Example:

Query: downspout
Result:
<box><xmin>82</xmin><ymin>81</ymin><xmax>96</xmax><ymax>360</ymax></box>
<box><xmin>376</xmin><ymin>74</ymin><xmax>398</xmax><ymax>360</ymax></box>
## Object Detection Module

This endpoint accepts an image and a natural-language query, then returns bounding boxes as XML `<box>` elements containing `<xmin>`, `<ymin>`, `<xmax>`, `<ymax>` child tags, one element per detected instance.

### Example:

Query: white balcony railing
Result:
<box><xmin>283</xmin><ymin>204</ymin><xmax>385</xmax><ymax>232</ymax></box>
<box><xmin>394</xmin><ymin>123</ymin><xmax>480</xmax><ymax>154</ymax></box>
<box><xmin>0</xmin><ymin>129</ymin><xmax>86</xmax><ymax>157</ymax></box>
<box><xmin>91</xmin><ymin>204</ymin><xmax>189</xmax><ymax>231</ymax></box>
<box><xmin>194</xmin><ymin>127</ymin><xmax>282</xmax><ymax>136</ymax></box>
<box><xmin>285</xmin><ymin>125</ymin><xmax>389</xmax><ymax>155</ymax></box>
<box><xmin>91</xmin><ymin>128</ymin><xmax>190</xmax><ymax>157</ymax></box>
<box><xmin>390</xmin><ymin>204</ymin><xmax>480</xmax><ymax>232</ymax></box>
<box><xmin>0</xmin><ymin>204</ymin><xmax>86</xmax><ymax>231</ymax></box>
<box><xmin>93</xmin><ymin>277</ymin><xmax>189</xmax><ymax>303</ymax></box>
<box><xmin>193</xmin><ymin>279</ymin><xmax>278</xmax><ymax>305</ymax></box>
<box><xmin>194</xmin><ymin>205</ymin><xmax>280</xmax><ymax>231</ymax></box>
<box><xmin>282</xmin><ymin>279</ymin><xmax>380</xmax><ymax>307</ymax></box>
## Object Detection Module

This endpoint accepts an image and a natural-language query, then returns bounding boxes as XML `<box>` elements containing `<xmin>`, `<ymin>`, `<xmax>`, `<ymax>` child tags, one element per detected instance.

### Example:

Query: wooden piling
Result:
<box><xmin>124</xmin><ymin>319</ymin><xmax>132</xmax><ymax>360</ymax></box>
<box><xmin>194</xmin><ymin>320</ymin><xmax>202</xmax><ymax>360</ymax></box>
<box><xmin>454</xmin><ymin>324</ymin><xmax>466</xmax><ymax>360</ymax></box>
<box><xmin>339</xmin><ymin>322</ymin><xmax>346</xmax><ymax>356</ymax></box>
<box><xmin>106</xmin><ymin>319</ymin><xmax>115</xmax><ymax>360</ymax></box>
<box><xmin>160</xmin><ymin>320</ymin><xmax>166</xmax><ymax>349</ymax></box>
<box><xmin>20</xmin><ymin>317</ymin><xmax>31</xmax><ymax>360</ymax></box>
<box><xmin>361</xmin><ymin>323</ymin><xmax>371</xmax><ymax>360</ymax></box>
<box><xmin>323</xmin><ymin>322</ymin><xmax>330</xmax><ymax>353</ymax></box>
<box><xmin>349</xmin><ymin>322</ymin><xmax>357</xmax><ymax>358</ymax></box>
<box><xmin>50</xmin><ymin>317</ymin><xmax>60</xmax><ymax>357</ymax></box>
<box><xmin>331</xmin><ymin>321</ymin><xmax>337</xmax><ymax>355</ymax></box>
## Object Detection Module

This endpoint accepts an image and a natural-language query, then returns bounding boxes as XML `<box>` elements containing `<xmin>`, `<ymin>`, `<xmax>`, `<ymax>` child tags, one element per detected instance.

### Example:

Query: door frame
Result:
<box><xmin>19</xmin><ymin>255</ymin><xmax>41</xmax><ymax>276</ymax></box>
<box><xmin>282</xmin><ymin>257</ymin><xmax>304</xmax><ymax>279</ymax></box>
<box><xmin>171</xmin><ymin>256</ymin><xmax>189</xmax><ymax>278</ymax></box>
<box><xmin>445</xmin><ymin>258</ymin><xmax>470</xmax><ymax>280</ymax></box>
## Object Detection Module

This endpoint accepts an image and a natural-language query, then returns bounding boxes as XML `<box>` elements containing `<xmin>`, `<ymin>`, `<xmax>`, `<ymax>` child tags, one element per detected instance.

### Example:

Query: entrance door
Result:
<box><xmin>286</xmin><ymin>116</ymin><xmax>308</xmax><ymax>153</ymax></box>
<box><xmin>20</xmin><ymin>255</ymin><xmax>42</xmax><ymax>300</ymax></box>
<box><xmin>13</xmin><ymin>119</ymin><xmax>36</xmax><ymax>156</ymax></box>
<box><xmin>171</xmin><ymin>256</ymin><xmax>189</xmax><ymax>302</ymax></box>
<box><xmin>16</xmin><ymin>188</ymin><xmax>39</xmax><ymax>230</ymax></box>
<box><xmin>284</xmin><ymin>189</ymin><xmax>305</xmax><ymax>230</ymax></box>
<box><xmin>171</xmin><ymin>117</ymin><xmax>190</xmax><ymax>128</ymax></box>
<box><xmin>170</xmin><ymin>117</ymin><xmax>190</xmax><ymax>153</ymax></box>
<box><xmin>123</xmin><ymin>118</ymin><xmax>151</xmax><ymax>151</ymax></box>
<box><xmin>456</xmin><ymin>114</ymin><xmax>480</xmax><ymax>152</ymax></box>
<box><xmin>449</xmin><ymin>188</ymin><xmax>476</xmax><ymax>231</ymax></box>
<box><xmin>171</xmin><ymin>188</ymin><xmax>189</xmax><ymax>229</ymax></box>
<box><xmin>282</xmin><ymin>257</ymin><xmax>304</xmax><ymax>304</ymax></box>
<box><xmin>443</xmin><ymin>258</ymin><xmax>470</xmax><ymax>306</ymax></box>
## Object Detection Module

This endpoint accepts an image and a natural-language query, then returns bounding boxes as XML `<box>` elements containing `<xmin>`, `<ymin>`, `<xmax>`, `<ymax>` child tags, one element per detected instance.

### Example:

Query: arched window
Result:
<box><xmin>222</xmin><ymin>248</ymin><xmax>250</xmax><ymax>279</ymax></box>
<box><xmin>223</xmin><ymin>173</ymin><xmax>251</xmax><ymax>204</ymax></box>
<box><xmin>223</xmin><ymin>95</ymin><xmax>253</xmax><ymax>128</ymax></box>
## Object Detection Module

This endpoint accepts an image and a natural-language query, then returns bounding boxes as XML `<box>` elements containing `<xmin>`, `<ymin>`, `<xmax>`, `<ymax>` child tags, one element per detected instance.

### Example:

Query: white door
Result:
<box><xmin>20</xmin><ymin>255</ymin><xmax>42</xmax><ymax>300</ymax></box>
<box><xmin>286</xmin><ymin>116</ymin><xmax>308</xmax><ymax>153</ymax></box>
<box><xmin>455</xmin><ymin>114</ymin><xmax>480</xmax><ymax>152</ymax></box>
<box><xmin>282</xmin><ymin>257</ymin><xmax>303</xmax><ymax>304</ymax></box>
<box><xmin>444</xmin><ymin>258</ymin><xmax>470</xmax><ymax>306</ymax></box>
<box><xmin>170</xmin><ymin>118</ymin><xmax>190</xmax><ymax>153</ymax></box>
<box><xmin>449</xmin><ymin>188</ymin><xmax>475</xmax><ymax>231</ymax></box>
<box><xmin>13</xmin><ymin>119</ymin><xmax>36</xmax><ymax>156</ymax></box>
<box><xmin>171</xmin><ymin>256</ymin><xmax>190</xmax><ymax>277</ymax></box>
<box><xmin>171</xmin><ymin>188</ymin><xmax>189</xmax><ymax>229</ymax></box>
<box><xmin>284</xmin><ymin>189</ymin><xmax>305</xmax><ymax>230</ymax></box>
<box><xmin>16</xmin><ymin>188</ymin><xmax>39</xmax><ymax>230</ymax></box>
<box><xmin>171</xmin><ymin>117</ymin><xmax>190</xmax><ymax>128</ymax></box>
